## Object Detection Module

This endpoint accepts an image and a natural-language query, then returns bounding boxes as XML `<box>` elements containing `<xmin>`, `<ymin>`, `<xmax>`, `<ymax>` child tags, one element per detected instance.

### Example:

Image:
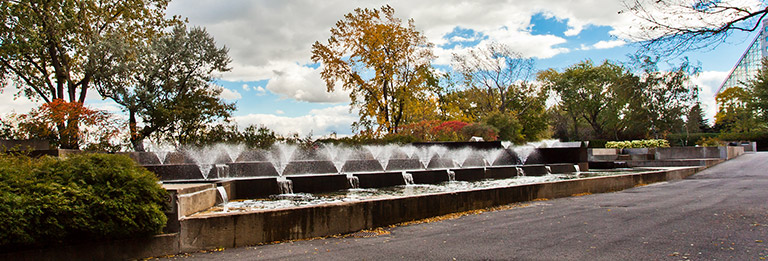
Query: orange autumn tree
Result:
<box><xmin>16</xmin><ymin>99</ymin><xmax>121</xmax><ymax>150</ymax></box>
<box><xmin>312</xmin><ymin>5</ymin><xmax>435</xmax><ymax>135</ymax></box>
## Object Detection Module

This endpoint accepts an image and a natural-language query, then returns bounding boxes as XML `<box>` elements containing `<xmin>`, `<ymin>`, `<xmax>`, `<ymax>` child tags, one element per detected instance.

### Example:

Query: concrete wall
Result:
<box><xmin>655</xmin><ymin>147</ymin><xmax>721</xmax><ymax>160</ymax></box>
<box><xmin>590</xmin><ymin>148</ymin><xmax>619</xmax><ymax>156</ymax></box>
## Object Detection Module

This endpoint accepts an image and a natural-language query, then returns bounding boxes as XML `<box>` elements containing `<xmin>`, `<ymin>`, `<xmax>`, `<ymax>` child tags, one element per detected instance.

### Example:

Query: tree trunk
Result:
<box><xmin>129</xmin><ymin>108</ymin><xmax>145</xmax><ymax>152</ymax></box>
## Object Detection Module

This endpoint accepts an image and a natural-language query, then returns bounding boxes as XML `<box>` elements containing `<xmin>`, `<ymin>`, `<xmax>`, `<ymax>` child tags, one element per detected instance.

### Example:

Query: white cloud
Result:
<box><xmin>275</xmin><ymin>110</ymin><xmax>284</xmax><ymax>114</ymax></box>
<box><xmin>255</xmin><ymin>86</ymin><xmax>266</xmax><ymax>96</ymax></box>
<box><xmin>233</xmin><ymin>105</ymin><xmax>356</xmax><ymax>136</ymax></box>
<box><xmin>219</xmin><ymin>88</ymin><xmax>242</xmax><ymax>100</ymax></box>
<box><xmin>242</xmin><ymin>84</ymin><xmax>250</xmax><ymax>91</ymax></box>
<box><xmin>167</xmin><ymin>0</ymin><xmax>634</xmax><ymax>83</ymax></box>
<box><xmin>0</xmin><ymin>84</ymin><xmax>41</xmax><ymax>117</ymax></box>
<box><xmin>592</xmin><ymin>40</ymin><xmax>626</xmax><ymax>50</ymax></box>
<box><xmin>265</xmin><ymin>63</ymin><xmax>349</xmax><ymax>103</ymax></box>
<box><xmin>692</xmin><ymin>70</ymin><xmax>729</xmax><ymax>121</ymax></box>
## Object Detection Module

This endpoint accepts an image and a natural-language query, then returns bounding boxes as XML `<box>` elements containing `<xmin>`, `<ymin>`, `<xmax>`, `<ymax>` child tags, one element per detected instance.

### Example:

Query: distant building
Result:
<box><xmin>717</xmin><ymin>20</ymin><xmax>768</xmax><ymax>95</ymax></box>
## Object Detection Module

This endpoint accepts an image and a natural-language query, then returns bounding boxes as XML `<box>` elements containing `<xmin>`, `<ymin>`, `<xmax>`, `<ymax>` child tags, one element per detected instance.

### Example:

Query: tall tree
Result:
<box><xmin>451</xmin><ymin>43</ymin><xmax>548</xmax><ymax>142</ymax></box>
<box><xmin>622</xmin><ymin>56</ymin><xmax>700</xmax><ymax>138</ymax></box>
<box><xmin>750</xmin><ymin>58</ymin><xmax>768</xmax><ymax>122</ymax></box>
<box><xmin>622</xmin><ymin>0</ymin><xmax>767</xmax><ymax>56</ymax></box>
<box><xmin>452</xmin><ymin>43</ymin><xmax>536</xmax><ymax>114</ymax></box>
<box><xmin>94</xmin><ymin>25</ymin><xmax>234</xmax><ymax>151</ymax></box>
<box><xmin>714</xmin><ymin>87</ymin><xmax>762</xmax><ymax>132</ymax></box>
<box><xmin>685</xmin><ymin>102</ymin><xmax>709</xmax><ymax>133</ymax></box>
<box><xmin>539</xmin><ymin>60</ymin><xmax>633</xmax><ymax>139</ymax></box>
<box><xmin>311</xmin><ymin>5</ymin><xmax>435</xmax><ymax>135</ymax></box>
<box><xmin>0</xmin><ymin>0</ymin><xmax>174</xmax><ymax>149</ymax></box>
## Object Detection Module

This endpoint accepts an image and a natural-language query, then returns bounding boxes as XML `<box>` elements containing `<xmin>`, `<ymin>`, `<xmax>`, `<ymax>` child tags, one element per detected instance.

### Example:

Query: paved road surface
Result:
<box><xmin>160</xmin><ymin>152</ymin><xmax>768</xmax><ymax>260</ymax></box>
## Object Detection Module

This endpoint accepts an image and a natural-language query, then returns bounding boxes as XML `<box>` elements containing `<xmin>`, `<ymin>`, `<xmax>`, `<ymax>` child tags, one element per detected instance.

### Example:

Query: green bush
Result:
<box><xmin>696</xmin><ymin>137</ymin><xmax>722</xmax><ymax>147</ymax></box>
<box><xmin>605</xmin><ymin>139</ymin><xmax>670</xmax><ymax>149</ymax></box>
<box><xmin>0</xmin><ymin>153</ymin><xmax>167</xmax><ymax>250</ymax></box>
<box><xmin>718</xmin><ymin>131</ymin><xmax>768</xmax><ymax>151</ymax></box>
<box><xmin>461</xmin><ymin>123</ymin><xmax>498</xmax><ymax>141</ymax></box>
<box><xmin>587</xmin><ymin>140</ymin><xmax>607</xmax><ymax>148</ymax></box>
<box><xmin>666</xmin><ymin>133</ymin><xmax>719</xmax><ymax>147</ymax></box>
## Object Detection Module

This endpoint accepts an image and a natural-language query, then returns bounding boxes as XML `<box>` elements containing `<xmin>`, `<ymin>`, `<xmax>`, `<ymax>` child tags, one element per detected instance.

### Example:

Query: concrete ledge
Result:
<box><xmin>520</xmin><ymin>165</ymin><xmax>548</xmax><ymax>176</ymax></box>
<box><xmin>409</xmin><ymin>169</ymin><xmax>450</xmax><ymax>184</ymax></box>
<box><xmin>451</xmin><ymin>168</ymin><xmax>485</xmax><ymax>181</ymax></box>
<box><xmin>287</xmin><ymin>174</ymin><xmax>349</xmax><ymax>193</ymax></box>
<box><xmin>175</xmin><ymin>185</ymin><xmax>218</xmax><ymax>218</ymax></box>
<box><xmin>231</xmin><ymin>177</ymin><xmax>280</xmax><ymax>199</ymax></box>
<box><xmin>548</xmin><ymin>163</ymin><xmax>577</xmax><ymax>174</ymax></box>
<box><xmin>354</xmin><ymin>172</ymin><xmax>406</xmax><ymax>188</ymax></box>
<box><xmin>485</xmin><ymin>166</ymin><xmax>519</xmax><ymax>179</ymax></box>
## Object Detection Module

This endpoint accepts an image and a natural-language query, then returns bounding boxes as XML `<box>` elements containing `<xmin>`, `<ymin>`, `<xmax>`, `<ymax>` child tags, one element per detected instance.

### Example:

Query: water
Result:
<box><xmin>574</xmin><ymin>164</ymin><xmax>581</xmax><ymax>172</ymax></box>
<box><xmin>447</xmin><ymin>170</ymin><xmax>456</xmax><ymax>182</ymax></box>
<box><xmin>211</xmin><ymin>169</ymin><xmax>648</xmax><ymax>213</ymax></box>
<box><xmin>348</xmin><ymin>176</ymin><xmax>360</xmax><ymax>189</ymax></box>
<box><xmin>216</xmin><ymin>186</ymin><xmax>229</xmax><ymax>203</ymax></box>
<box><xmin>402</xmin><ymin>172</ymin><xmax>414</xmax><ymax>185</ymax></box>
<box><xmin>199</xmin><ymin>164</ymin><xmax>213</xmax><ymax>179</ymax></box>
<box><xmin>216</xmin><ymin>143</ymin><xmax>245</xmax><ymax>163</ymax></box>
<box><xmin>268</xmin><ymin>143</ymin><xmax>297</xmax><ymax>176</ymax></box>
<box><xmin>479</xmin><ymin>149</ymin><xmax>503</xmax><ymax>166</ymax></box>
<box><xmin>277</xmin><ymin>177</ymin><xmax>294</xmax><ymax>194</ymax></box>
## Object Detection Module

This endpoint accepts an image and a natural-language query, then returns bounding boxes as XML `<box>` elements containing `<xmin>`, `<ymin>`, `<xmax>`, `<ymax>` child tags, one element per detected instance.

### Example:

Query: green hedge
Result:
<box><xmin>718</xmin><ymin>131</ymin><xmax>768</xmax><ymax>151</ymax></box>
<box><xmin>666</xmin><ymin>133</ymin><xmax>719</xmax><ymax>147</ymax></box>
<box><xmin>667</xmin><ymin>132</ymin><xmax>768</xmax><ymax>150</ymax></box>
<box><xmin>0</xmin><ymin>153</ymin><xmax>168</xmax><ymax>250</ymax></box>
<box><xmin>605</xmin><ymin>139</ymin><xmax>670</xmax><ymax>149</ymax></box>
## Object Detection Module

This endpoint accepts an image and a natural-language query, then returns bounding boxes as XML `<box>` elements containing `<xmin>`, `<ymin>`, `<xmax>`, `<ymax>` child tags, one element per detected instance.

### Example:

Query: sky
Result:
<box><xmin>1</xmin><ymin>0</ymin><xmax>763</xmax><ymax>137</ymax></box>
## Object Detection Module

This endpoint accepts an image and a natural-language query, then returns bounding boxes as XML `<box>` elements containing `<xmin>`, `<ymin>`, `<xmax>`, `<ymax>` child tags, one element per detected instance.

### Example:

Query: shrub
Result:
<box><xmin>481</xmin><ymin>111</ymin><xmax>523</xmax><ymax>144</ymax></box>
<box><xmin>605</xmin><ymin>139</ymin><xmax>670</xmax><ymax>149</ymax></box>
<box><xmin>432</xmin><ymin>121</ymin><xmax>469</xmax><ymax>141</ymax></box>
<box><xmin>667</xmin><ymin>133</ymin><xmax>719</xmax><ymax>146</ymax></box>
<box><xmin>461</xmin><ymin>123</ymin><xmax>498</xmax><ymax>141</ymax></box>
<box><xmin>718</xmin><ymin>131</ymin><xmax>768</xmax><ymax>151</ymax></box>
<box><xmin>696</xmin><ymin>137</ymin><xmax>722</xmax><ymax>147</ymax></box>
<box><xmin>0</xmin><ymin>153</ymin><xmax>167</xmax><ymax>250</ymax></box>
<box><xmin>587</xmin><ymin>140</ymin><xmax>607</xmax><ymax>148</ymax></box>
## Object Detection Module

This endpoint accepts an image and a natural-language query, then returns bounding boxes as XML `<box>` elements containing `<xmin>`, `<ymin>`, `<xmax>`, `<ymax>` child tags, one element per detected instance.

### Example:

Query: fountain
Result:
<box><xmin>402</xmin><ymin>172</ymin><xmax>415</xmax><ymax>185</ymax></box>
<box><xmin>144</xmin><ymin>139</ymin><xmax>593</xmax><ymax>195</ymax></box>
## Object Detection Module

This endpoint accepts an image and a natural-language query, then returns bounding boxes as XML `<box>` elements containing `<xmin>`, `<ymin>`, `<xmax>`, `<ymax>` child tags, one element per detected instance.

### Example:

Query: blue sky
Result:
<box><xmin>1</xmin><ymin>0</ymin><xmax>761</xmax><ymax>138</ymax></box>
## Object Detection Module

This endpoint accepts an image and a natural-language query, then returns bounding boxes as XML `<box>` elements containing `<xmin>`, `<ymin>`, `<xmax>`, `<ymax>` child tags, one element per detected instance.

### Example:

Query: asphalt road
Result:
<box><xmin>160</xmin><ymin>152</ymin><xmax>768</xmax><ymax>260</ymax></box>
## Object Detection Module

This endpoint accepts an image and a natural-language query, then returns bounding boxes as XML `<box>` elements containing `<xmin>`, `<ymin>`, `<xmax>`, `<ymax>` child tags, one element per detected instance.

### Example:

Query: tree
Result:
<box><xmin>451</xmin><ymin>43</ymin><xmax>548</xmax><ymax>141</ymax></box>
<box><xmin>539</xmin><ymin>60</ymin><xmax>632</xmax><ymax>139</ymax></box>
<box><xmin>13</xmin><ymin>100</ymin><xmax>120</xmax><ymax>149</ymax></box>
<box><xmin>311</xmin><ymin>5</ymin><xmax>435</xmax><ymax>135</ymax></box>
<box><xmin>714</xmin><ymin>87</ymin><xmax>762</xmax><ymax>132</ymax></box>
<box><xmin>452</xmin><ymin>43</ymin><xmax>536</xmax><ymax>113</ymax></box>
<box><xmin>95</xmin><ymin>25</ymin><xmax>234</xmax><ymax>151</ymax></box>
<box><xmin>0</xmin><ymin>0</ymin><xmax>174</xmax><ymax>149</ymax></box>
<box><xmin>482</xmin><ymin>111</ymin><xmax>524</xmax><ymax>143</ymax></box>
<box><xmin>750</xmin><ymin>59</ymin><xmax>768</xmax><ymax>122</ymax></box>
<box><xmin>685</xmin><ymin>102</ymin><xmax>710</xmax><ymax>133</ymax></box>
<box><xmin>622</xmin><ymin>56</ymin><xmax>700</xmax><ymax>138</ymax></box>
<box><xmin>623</xmin><ymin>0</ymin><xmax>767</xmax><ymax>56</ymax></box>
